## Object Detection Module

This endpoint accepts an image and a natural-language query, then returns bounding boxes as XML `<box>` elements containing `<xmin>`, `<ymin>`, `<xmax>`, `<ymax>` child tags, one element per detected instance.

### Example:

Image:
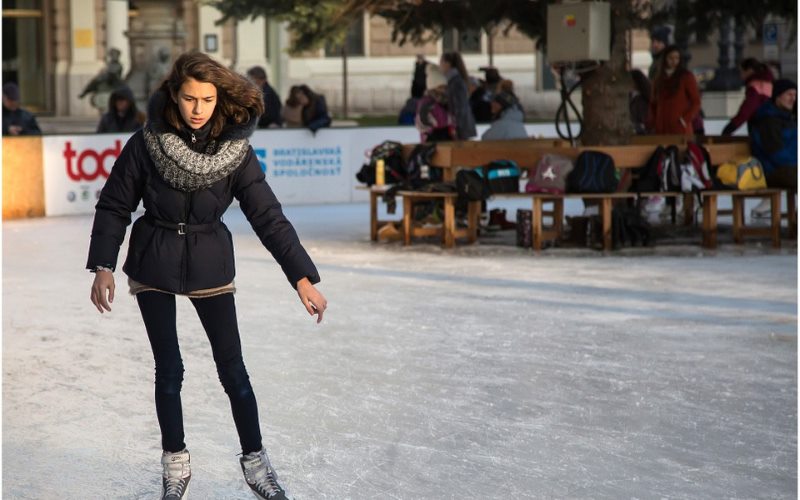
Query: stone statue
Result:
<box><xmin>79</xmin><ymin>48</ymin><xmax>125</xmax><ymax>112</ymax></box>
<box><xmin>146</xmin><ymin>47</ymin><xmax>172</xmax><ymax>96</ymax></box>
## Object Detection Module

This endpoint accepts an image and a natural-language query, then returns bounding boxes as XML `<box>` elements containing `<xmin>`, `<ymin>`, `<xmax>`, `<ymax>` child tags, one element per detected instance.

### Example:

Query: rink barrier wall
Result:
<box><xmin>3</xmin><ymin>120</ymin><xmax>740</xmax><ymax>219</ymax></box>
<box><xmin>3</xmin><ymin>136</ymin><xmax>45</xmax><ymax>219</ymax></box>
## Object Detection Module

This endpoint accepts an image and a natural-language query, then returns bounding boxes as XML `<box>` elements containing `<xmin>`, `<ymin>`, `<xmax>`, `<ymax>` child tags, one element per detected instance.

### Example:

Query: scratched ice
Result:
<box><xmin>3</xmin><ymin>201</ymin><xmax>797</xmax><ymax>499</ymax></box>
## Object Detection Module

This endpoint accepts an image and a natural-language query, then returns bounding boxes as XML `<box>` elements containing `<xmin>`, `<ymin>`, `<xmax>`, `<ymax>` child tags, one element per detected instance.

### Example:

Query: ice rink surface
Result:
<box><xmin>3</xmin><ymin>202</ymin><xmax>797</xmax><ymax>499</ymax></box>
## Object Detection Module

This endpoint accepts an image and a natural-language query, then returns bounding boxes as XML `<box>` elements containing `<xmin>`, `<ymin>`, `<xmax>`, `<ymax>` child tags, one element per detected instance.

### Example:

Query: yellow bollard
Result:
<box><xmin>375</xmin><ymin>158</ymin><xmax>385</xmax><ymax>186</ymax></box>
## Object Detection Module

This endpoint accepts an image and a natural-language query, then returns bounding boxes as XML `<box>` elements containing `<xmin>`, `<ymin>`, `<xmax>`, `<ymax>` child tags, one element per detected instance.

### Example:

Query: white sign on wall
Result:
<box><xmin>250</xmin><ymin>129</ymin><xmax>353</xmax><ymax>205</ymax></box>
<box><xmin>41</xmin><ymin>127</ymin><xmax>423</xmax><ymax>216</ymax></box>
<box><xmin>42</xmin><ymin>134</ymin><xmax>133</xmax><ymax>217</ymax></box>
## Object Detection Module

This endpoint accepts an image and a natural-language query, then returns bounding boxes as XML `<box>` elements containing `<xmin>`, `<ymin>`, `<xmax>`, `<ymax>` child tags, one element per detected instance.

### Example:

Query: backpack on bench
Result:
<box><xmin>355</xmin><ymin>140</ymin><xmax>407</xmax><ymax>186</ymax></box>
<box><xmin>567</xmin><ymin>151</ymin><xmax>619</xmax><ymax>193</ymax></box>
<box><xmin>478</xmin><ymin>160</ymin><xmax>522</xmax><ymax>194</ymax></box>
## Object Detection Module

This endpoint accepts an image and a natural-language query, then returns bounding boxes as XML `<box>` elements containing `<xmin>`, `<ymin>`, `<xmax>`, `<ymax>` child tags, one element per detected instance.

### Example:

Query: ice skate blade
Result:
<box><xmin>248</xmin><ymin>491</ymin><xmax>291</xmax><ymax>500</ymax></box>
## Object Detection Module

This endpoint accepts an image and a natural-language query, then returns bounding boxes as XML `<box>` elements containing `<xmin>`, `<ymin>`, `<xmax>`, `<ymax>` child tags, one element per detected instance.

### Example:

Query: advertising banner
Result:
<box><xmin>42</xmin><ymin>134</ymin><xmax>133</xmax><ymax>217</ymax></box>
<box><xmin>250</xmin><ymin>128</ymin><xmax>355</xmax><ymax>205</ymax></box>
<box><xmin>41</xmin><ymin>127</ymin><xmax>423</xmax><ymax>216</ymax></box>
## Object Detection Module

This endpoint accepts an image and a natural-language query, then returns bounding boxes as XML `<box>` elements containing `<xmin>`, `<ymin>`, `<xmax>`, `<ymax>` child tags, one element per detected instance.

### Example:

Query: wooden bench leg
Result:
<box><xmin>788</xmin><ymin>190</ymin><xmax>797</xmax><ymax>238</ymax></box>
<box><xmin>702</xmin><ymin>195</ymin><xmax>718</xmax><ymax>249</ymax></box>
<box><xmin>402</xmin><ymin>196</ymin><xmax>413</xmax><ymax>246</ymax></box>
<box><xmin>732</xmin><ymin>195</ymin><xmax>744</xmax><ymax>244</ymax></box>
<box><xmin>771</xmin><ymin>191</ymin><xmax>782</xmax><ymax>248</ymax></box>
<box><xmin>443</xmin><ymin>197</ymin><xmax>456</xmax><ymax>249</ymax></box>
<box><xmin>370</xmin><ymin>190</ymin><xmax>379</xmax><ymax>241</ymax></box>
<box><xmin>554</xmin><ymin>198</ymin><xmax>564</xmax><ymax>237</ymax></box>
<box><xmin>683</xmin><ymin>193</ymin><xmax>694</xmax><ymax>226</ymax></box>
<box><xmin>532</xmin><ymin>198</ymin><xmax>543</xmax><ymax>251</ymax></box>
<box><xmin>467</xmin><ymin>200</ymin><xmax>480</xmax><ymax>243</ymax></box>
<box><xmin>601</xmin><ymin>197</ymin><xmax>612</xmax><ymax>251</ymax></box>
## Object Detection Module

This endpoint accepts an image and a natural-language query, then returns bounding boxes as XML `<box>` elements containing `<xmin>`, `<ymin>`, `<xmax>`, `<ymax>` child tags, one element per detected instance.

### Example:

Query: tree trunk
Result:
<box><xmin>486</xmin><ymin>26</ymin><xmax>495</xmax><ymax>67</ymax></box>
<box><xmin>580</xmin><ymin>0</ymin><xmax>632</xmax><ymax>146</ymax></box>
<box><xmin>341</xmin><ymin>45</ymin><xmax>349</xmax><ymax>119</ymax></box>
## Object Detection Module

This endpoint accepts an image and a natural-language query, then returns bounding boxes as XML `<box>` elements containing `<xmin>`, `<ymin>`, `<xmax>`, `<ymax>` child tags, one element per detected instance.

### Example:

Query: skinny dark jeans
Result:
<box><xmin>136</xmin><ymin>291</ymin><xmax>262</xmax><ymax>454</ymax></box>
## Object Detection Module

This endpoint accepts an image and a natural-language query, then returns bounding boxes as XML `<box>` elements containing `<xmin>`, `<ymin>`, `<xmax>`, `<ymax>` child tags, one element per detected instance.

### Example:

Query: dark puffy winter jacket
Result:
<box><xmin>749</xmin><ymin>100</ymin><xmax>797</xmax><ymax>175</ymax></box>
<box><xmin>2</xmin><ymin>106</ymin><xmax>41</xmax><ymax>135</ymax></box>
<box><xmin>257</xmin><ymin>82</ymin><xmax>284</xmax><ymax>128</ymax></box>
<box><xmin>96</xmin><ymin>86</ymin><xmax>145</xmax><ymax>133</ymax></box>
<box><xmin>86</xmin><ymin>90</ymin><xmax>320</xmax><ymax>293</ymax></box>
<box><xmin>302</xmin><ymin>96</ymin><xmax>332</xmax><ymax>132</ymax></box>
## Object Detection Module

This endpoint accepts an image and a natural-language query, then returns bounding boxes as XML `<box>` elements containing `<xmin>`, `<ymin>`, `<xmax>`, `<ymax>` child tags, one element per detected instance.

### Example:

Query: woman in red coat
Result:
<box><xmin>648</xmin><ymin>45</ymin><xmax>701</xmax><ymax>136</ymax></box>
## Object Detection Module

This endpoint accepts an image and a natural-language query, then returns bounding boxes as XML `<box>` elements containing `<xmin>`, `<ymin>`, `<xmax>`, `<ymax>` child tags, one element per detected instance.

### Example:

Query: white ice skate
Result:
<box><xmin>240</xmin><ymin>447</ymin><xmax>290</xmax><ymax>499</ymax></box>
<box><xmin>751</xmin><ymin>198</ymin><xmax>772</xmax><ymax>219</ymax></box>
<box><xmin>161</xmin><ymin>449</ymin><xmax>191</xmax><ymax>500</ymax></box>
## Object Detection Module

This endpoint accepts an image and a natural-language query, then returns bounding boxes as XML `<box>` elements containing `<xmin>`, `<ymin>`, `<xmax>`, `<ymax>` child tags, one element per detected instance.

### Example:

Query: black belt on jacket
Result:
<box><xmin>143</xmin><ymin>213</ymin><xmax>221</xmax><ymax>235</ymax></box>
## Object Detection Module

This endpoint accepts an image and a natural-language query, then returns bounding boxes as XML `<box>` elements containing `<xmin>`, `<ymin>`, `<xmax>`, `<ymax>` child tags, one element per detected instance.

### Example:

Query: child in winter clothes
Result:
<box><xmin>415</xmin><ymin>64</ymin><xmax>456</xmax><ymax>142</ymax></box>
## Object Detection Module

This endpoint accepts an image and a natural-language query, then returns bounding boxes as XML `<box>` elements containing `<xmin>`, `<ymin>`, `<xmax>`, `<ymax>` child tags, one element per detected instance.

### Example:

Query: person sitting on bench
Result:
<box><xmin>749</xmin><ymin>79</ymin><xmax>797</xmax><ymax>218</ymax></box>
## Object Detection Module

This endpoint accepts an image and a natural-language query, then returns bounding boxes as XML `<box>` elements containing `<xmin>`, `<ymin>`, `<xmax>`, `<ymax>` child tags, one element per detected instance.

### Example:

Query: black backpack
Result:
<box><xmin>406</xmin><ymin>143</ymin><xmax>440</xmax><ymax>181</ymax></box>
<box><xmin>567</xmin><ymin>151</ymin><xmax>619</xmax><ymax>193</ymax></box>
<box><xmin>456</xmin><ymin>169</ymin><xmax>490</xmax><ymax>202</ymax></box>
<box><xmin>355</xmin><ymin>140</ymin><xmax>406</xmax><ymax>186</ymax></box>
<box><xmin>630</xmin><ymin>146</ymin><xmax>664</xmax><ymax>194</ymax></box>
<box><xmin>659</xmin><ymin>145</ymin><xmax>682</xmax><ymax>192</ymax></box>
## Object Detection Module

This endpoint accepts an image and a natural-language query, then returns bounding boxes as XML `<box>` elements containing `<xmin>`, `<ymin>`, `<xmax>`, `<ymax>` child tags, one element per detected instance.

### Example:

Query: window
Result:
<box><xmin>2</xmin><ymin>0</ymin><xmax>47</xmax><ymax>111</ymax></box>
<box><xmin>442</xmin><ymin>27</ymin><xmax>482</xmax><ymax>54</ymax></box>
<box><xmin>325</xmin><ymin>16</ymin><xmax>365</xmax><ymax>57</ymax></box>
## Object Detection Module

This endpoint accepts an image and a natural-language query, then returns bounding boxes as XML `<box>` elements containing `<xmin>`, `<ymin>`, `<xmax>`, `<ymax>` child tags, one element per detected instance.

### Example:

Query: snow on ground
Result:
<box><xmin>3</xmin><ymin>202</ymin><xmax>797</xmax><ymax>499</ymax></box>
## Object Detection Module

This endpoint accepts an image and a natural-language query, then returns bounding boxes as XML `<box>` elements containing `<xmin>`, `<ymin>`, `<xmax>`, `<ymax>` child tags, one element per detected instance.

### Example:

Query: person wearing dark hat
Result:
<box><xmin>648</xmin><ymin>26</ymin><xmax>671</xmax><ymax>80</ymax></box>
<box><xmin>2</xmin><ymin>82</ymin><xmax>41</xmax><ymax>136</ymax></box>
<box><xmin>470</xmin><ymin>66</ymin><xmax>504</xmax><ymax>124</ymax></box>
<box><xmin>481</xmin><ymin>86</ymin><xmax>527</xmax><ymax>141</ymax></box>
<box><xmin>96</xmin><ymin>85</ymin><xmax>146</xmax><ymax>133</ymax></box>
<box><xmin>749</xmin><ymin>78</ymin><xmax>797</xmax><ymax>216</ymax></box>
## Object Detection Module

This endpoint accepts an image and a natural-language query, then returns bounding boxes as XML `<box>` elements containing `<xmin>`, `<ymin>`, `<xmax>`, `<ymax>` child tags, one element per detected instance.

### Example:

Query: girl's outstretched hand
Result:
<box><xmin>297</xmin><ymin>277</ymin><xmax>327</xmax><ymax>324</ymax></box>
<box><xmin>91</xmin><ymin>270</ymin><xmax>115</xmax><ymax>314</ymax></box>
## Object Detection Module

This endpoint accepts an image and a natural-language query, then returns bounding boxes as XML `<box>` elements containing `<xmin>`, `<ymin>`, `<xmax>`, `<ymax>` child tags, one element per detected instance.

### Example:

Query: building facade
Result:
<box><xmin>3</xmin><ymin>0</ymin><xmax>796</xmax><ymax>119</ymax></box>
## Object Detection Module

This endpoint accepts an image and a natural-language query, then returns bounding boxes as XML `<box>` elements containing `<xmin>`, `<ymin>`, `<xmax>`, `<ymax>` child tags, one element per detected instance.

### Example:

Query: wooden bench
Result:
<box><xmin>701</xmin><ymin>189</ymin><xmax>784</xmax><ymax>249</ymax></box>
<box><xmin>530</xmin><ymin>192</ymin><xmax>637</xmax><ymax>251</ymax></box>
<box><xmin>428</xmin><ymin>139</ymin><xmax>798</xmax><ymax>249</ymax></box>
<box><xmin>397</xmin><ymin>191</ymin><xmax>480</xmax><ymax>248</ymax></box>
<box><xmin>357</xmin><ymin>185</ymin><xmax>481</xmax><ymax>248</ymax></box>
<box><xmin>356</xmin><ymin>185</ymin><xmax>398</xmax><ymax>241</ymax></box>
<box><xmin>362</xmin><ymin>137</ymin><xmax>794</xmax><ymax>250</ymax></box>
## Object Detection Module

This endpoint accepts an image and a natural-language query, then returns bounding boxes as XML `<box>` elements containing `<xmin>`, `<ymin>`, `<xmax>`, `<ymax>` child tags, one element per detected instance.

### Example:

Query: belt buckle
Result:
<box><xmin>178</xmin><ymin>223</ymin><xmax>187</xmax><ymax>235</ymax></box>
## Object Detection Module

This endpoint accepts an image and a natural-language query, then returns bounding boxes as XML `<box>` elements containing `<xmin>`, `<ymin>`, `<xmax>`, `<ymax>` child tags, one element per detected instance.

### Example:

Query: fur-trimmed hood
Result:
<box><xmin>146</xmin><ymin>88</ymin><xmax>259</xmax><ymax>142</ymax></box>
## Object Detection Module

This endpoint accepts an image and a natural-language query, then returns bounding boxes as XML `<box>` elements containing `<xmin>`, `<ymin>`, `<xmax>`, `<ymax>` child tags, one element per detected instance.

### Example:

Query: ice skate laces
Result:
<box><xmin>162</xmin><ymin>453</ymin><xmax>189</xmax><ymax>497</ymax></box>
<box><xmin>243</xmin><ymin>451</ymin><xmax>281</xmax><ymax>497</ymax></box>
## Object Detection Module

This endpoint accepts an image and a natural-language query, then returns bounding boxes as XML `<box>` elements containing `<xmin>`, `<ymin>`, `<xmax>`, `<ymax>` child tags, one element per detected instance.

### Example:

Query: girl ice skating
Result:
<box><xmin>87</xmin><ymin>51</ymin><xmax>327</xmax><ymax>500</ymax></box>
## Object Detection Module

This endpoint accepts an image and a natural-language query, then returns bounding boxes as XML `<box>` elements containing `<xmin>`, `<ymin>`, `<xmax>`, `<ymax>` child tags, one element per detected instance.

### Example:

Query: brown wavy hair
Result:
<box><xmin>159</xmin><ymin>51</ymin><xmax>264</xmax><ymax>138</ymax></box>
<box><xmin>654</xmin><ymin>45</ymin><xmax>689</xmax><ymax>97</ymax></box>
<box><xmin>441</xmin><ymin>52</ymin><xmax>469</xmax><ymax>83</ymax></box>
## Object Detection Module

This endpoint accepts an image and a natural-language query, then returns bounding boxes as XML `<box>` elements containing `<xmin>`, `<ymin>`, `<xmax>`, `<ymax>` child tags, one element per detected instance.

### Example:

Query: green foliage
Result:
<box><xmin>371</xmin><ymin>1</ymin><xmax>547</xmax><ymax>45</ymax></box>
<box><xmin>212</xmin><ymin>0</ymin><xmax>360</xmax><ymax>53</ymax></box>
<box><xmin>213</xmin><ymin>0</ymin><xmax>796</xmax><ymax>54</ymax></box>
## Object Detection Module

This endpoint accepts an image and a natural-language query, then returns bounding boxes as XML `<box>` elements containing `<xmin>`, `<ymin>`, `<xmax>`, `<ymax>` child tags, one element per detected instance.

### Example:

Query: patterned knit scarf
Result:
<box><xmin>143</xmin><ymin>126</ymin><xmax>249</xmax><ymax>192</ymax></box>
